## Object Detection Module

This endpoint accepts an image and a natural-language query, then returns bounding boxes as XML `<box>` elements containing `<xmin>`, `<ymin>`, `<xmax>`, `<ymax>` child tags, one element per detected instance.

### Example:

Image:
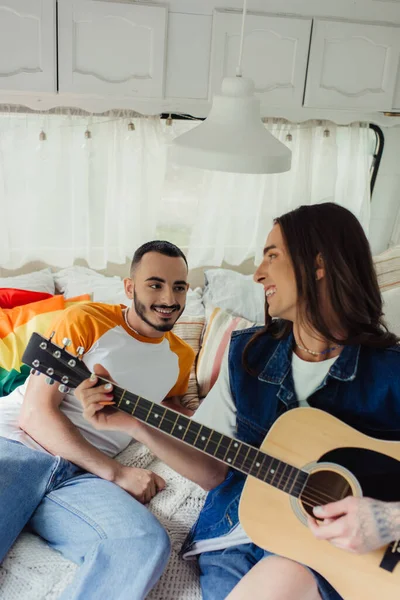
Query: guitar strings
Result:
<box><xmin>120</xmin><ymin>399</ymin><xmax>345</xmax><ymax>505</ymax></box>
<box><xmin>62</xmin><ymin>362</ymin><xmax>349</xmax><ymax>507</ymax></box>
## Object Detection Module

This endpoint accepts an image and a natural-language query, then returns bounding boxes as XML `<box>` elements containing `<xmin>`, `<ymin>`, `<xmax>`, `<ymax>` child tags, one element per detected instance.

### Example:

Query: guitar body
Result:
<box><xmin>239</xmin><ymin>408</ymin><xmax>400</xmax><ymax>599</ymax></box>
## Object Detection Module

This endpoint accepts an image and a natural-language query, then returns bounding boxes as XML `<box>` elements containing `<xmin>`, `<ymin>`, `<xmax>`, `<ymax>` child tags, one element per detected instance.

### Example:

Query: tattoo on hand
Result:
<box><xmin>371</xmin><ymin>501</ymin><xmax>400</xmax><ymax>545</ymax></box>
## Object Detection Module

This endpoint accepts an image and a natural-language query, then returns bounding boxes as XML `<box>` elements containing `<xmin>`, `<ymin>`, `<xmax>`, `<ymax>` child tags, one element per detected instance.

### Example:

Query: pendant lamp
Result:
<box><xmin>169</xmin><ymin>0</ymin><xmax>292</xmax><ymax>174</ymax></box>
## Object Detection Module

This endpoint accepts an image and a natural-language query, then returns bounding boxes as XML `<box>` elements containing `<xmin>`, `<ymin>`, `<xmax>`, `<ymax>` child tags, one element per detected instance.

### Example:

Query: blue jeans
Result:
<box><xmin>0</xmin><ymin>437</ymin><xmax>170</xmax><ymax>600</ymax></box>
<box><xmin>198</xmin><ymin>543</ymin><xmax>341</xmax><ymax>600</ymax></box>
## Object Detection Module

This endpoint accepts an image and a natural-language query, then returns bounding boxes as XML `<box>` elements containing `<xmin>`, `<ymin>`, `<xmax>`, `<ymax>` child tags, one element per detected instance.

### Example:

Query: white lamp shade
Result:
<box><xmin>169</xmin><ymin>77</ymin><xmax>292</xmax><ymax>174</ymax></box>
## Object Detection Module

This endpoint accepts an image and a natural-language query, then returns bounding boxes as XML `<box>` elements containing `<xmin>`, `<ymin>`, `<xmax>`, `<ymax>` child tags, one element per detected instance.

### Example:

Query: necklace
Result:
<box><xmin>296</xmin><ymin>341</ymin><xmax>343</xmax><ymax>357</ymax></box>
<box><xmin>123</xmin><ymin>307</ymin><xmax>140</xmax><ymax>335</ymax></box>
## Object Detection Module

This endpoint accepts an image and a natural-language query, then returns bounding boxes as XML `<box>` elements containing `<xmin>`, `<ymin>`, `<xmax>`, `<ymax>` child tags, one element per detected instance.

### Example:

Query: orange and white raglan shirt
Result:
<box><xmin>0</xmin><ymin>303</ymin><xmax>195</xmax><ymax>457</ymax></box>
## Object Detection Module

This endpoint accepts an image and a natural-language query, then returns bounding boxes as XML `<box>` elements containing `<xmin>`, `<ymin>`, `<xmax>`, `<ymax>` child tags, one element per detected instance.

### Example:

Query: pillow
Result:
<box><xmin>181</xmin><ymin>287</ymin><xmax>205</xmax><ymax>318</ymax></box>
<box><xmin>172</xmin><ymin>317</ymin><xmax>205</xmax><ymax>411</ymax></box>
<box><xmin>196</xmin><ymin>307</ymin><xmax>255</xmax><ymax>399</ymax></box>
<box><xmin>54</xmin><ymin>266</ymin><xmax>128</xmax><ymax>304</ymax></box>
<box><xmin>0</xmin><ymin>294</ymin><xmax>91</xmax><ymax>396</ymax></box>
<box><xmin>203</xmin><ymin>268</ymin><xmax>264</xmax><ymax>323</ymax></box>
<box><xmin>0</xmin><ymin>288</ymin><xmax>53</xmax><ymax>309</ymax></box>
<box><xmin>382</xmin><ymin>287</ymin><xmax>400</xmax><ymax>337</ymax></box>
<box><xmin>0</xmin><ymin>268</ymin><xmax>55</xmax><ymax>294</ymax></box>
<box><xmin>374</xmin><ymin>246</ymin><xmax>400</xmax><ymax>292</ymax></box>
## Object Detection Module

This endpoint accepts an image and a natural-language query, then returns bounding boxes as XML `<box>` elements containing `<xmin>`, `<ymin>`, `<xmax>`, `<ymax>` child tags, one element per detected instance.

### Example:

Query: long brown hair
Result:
<box><xmin>243</xmin><ymin>202</ymin><xmax>398</xmax><ymax>372</ymax></box>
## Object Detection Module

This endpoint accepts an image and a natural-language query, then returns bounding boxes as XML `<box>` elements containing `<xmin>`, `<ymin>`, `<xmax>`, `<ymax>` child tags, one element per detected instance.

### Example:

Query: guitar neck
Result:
<box><xmin>112</xmin><ymin>385</ymin><xmax>308</xmax><ymax>497</ymax></box>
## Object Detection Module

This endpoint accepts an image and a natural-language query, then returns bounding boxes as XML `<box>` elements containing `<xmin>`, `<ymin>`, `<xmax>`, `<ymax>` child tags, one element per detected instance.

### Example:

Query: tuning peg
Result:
<box><xmin>76</xmin><ymin>347</ymin><xmax>85</xmax><ymax>360</ymax></box>
<box><xmin>48</xmin><ymin>331</ymin><xmax>55</xmax><ymax>342</ymax></box>
<box><xmin>58</xmin><ymin>384</ymin><xmax>70</xmax><ymax>393</ymax></box>
<box><xmin>45</xmin><ymin>377</ymin><xmax>55</xmax><ymax>385</ymax></box>
<box><xmin>30</xmin><ymin>368</ymin><xmax>38</xmax><ymax>375</ymax></box>
<box><xmin>62</xmin><ymin>338</ymin><xmax>72</xmax><ymax>349</ymax></box>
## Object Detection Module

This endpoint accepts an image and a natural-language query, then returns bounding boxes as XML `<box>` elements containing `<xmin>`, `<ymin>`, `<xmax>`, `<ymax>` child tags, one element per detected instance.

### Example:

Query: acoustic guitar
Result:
<box><xmin>22</xmin><ymin>332</ymin><xmax>400</xmax><ymax>600</ymax></box>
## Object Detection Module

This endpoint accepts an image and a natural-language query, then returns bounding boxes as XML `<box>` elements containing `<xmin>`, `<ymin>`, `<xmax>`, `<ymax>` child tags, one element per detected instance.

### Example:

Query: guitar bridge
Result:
<box><xmin>380</xmin><ymin>541</ymin><xmax>400</xmax><ymax>573</ymax></box>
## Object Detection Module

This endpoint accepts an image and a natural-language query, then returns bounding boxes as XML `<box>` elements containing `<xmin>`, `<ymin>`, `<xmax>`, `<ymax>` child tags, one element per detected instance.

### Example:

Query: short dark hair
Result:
<box><xmin>244</xmin><ymin>202</ymin><xmax>398</xmax><ymax>373</ymax></box>
<box><xmin>130</xmin><ymin>240</ymin><xmax>188</xmax><ymax>275</ymax></box>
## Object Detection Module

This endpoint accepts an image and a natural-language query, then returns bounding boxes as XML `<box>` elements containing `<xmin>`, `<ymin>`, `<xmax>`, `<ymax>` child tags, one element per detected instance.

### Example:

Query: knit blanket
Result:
<box><xmin>0</xmin><ymin>442</ymin><xmax>206</xmax><ymax>599</ymax></box>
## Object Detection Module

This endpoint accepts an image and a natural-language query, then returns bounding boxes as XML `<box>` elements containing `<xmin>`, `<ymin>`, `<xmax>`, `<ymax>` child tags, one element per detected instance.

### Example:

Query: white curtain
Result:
<box><xmin>0</xmin><ymin>111</ymin><xmax>373</xmax><ymax>269</ymax></box>
<box><xmin>162</xmin><ymin>119</ymin><xmax>373</xmax><ymax>267</ymax></box>
<box><xmin>0</xmin><ymin>112</ymin><xmax>166</xmax><ymax>269</ymax></box>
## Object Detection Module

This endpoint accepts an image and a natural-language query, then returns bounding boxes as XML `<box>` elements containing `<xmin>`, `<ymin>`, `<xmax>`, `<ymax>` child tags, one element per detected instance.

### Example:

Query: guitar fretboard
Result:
<box><xmin>113</xmin><ymin>386</ymin><xmax>308</xmax><ymax>498</ymax></box>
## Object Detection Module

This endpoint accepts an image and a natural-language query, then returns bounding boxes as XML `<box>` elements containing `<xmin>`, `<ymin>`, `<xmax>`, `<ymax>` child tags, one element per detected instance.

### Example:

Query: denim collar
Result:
<box><xmin>258</xmin><ymin>331</ymin><xmax>361</xmax><ymax>384</ymax></box>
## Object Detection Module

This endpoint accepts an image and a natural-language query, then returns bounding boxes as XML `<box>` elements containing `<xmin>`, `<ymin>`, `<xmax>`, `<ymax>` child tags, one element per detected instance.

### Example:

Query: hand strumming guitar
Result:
<box><xmin>308</xmin><ymin>496</ymin><xmax>400</xmax><ymax>554</ymax></box>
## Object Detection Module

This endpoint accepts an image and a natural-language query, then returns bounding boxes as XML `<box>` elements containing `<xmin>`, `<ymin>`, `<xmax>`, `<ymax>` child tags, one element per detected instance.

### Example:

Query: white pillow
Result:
<box><xmin>181</xmin><ymin>287</ymin><xmax>205</xmax><ymax>318</ymax></box>
<box><xmin>203</xmin><ymin>268</ymin><xmax>265</xmax><ymax>323</ymax></box>
<box><xmin>382</xmin><ymin>287</ymin><xmax>400</xmax><ymax>337</ymax></box>
<box><xmin>0</xmin><ymin>268</ymin><xmax>55</xmax><ymax>294</ymax></box>
<box><xmin>54</xmin><ymin>266</ymin><xmax>129</xmax><ymax>303</ymax></box>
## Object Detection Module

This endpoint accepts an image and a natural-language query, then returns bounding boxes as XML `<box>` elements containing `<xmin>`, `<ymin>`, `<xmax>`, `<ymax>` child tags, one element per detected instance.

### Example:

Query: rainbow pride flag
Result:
<box><xmin>0</xmin><ymin>294</ymin><xmax>90</xmax><ymax>396</ymax></box>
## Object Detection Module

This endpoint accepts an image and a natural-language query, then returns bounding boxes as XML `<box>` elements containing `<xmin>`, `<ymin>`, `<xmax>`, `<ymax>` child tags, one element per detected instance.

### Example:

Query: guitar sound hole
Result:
<box><xmin>300</xmin><ymin>470</ymin><xmax>353</xmax><ymax>517</ymax></box>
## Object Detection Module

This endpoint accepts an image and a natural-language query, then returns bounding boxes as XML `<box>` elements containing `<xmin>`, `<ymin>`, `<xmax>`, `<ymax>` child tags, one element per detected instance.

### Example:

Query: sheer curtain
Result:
<box><xmin>161</xmin><ymin>119</ymin><xmax>373</xmax><ymax>267</ymax></box>
<box><xmin>0</xmin><ymin>111</ymin><xmax>373</xmax><ymax>269</ymax></box>
<box><xmin>0</xmin><ymin>112</ymin><xmax>166</xmax><ymax>269</ymax></box>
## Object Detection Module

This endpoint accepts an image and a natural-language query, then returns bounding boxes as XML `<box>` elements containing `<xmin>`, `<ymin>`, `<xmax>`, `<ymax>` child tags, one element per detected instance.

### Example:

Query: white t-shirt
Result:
<box><xmin>185</xmin><ymin>350</ymin><xmax>338</xmax><ymax>557</ymax></box>
<box><xmin>0</xmin><ymin>303</ymin><xmax>195</xmax><ymax>457</ymax></box>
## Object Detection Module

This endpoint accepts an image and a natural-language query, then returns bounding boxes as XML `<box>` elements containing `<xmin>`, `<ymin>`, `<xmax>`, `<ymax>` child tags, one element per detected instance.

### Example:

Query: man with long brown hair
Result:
<box><xmin>76</xmin><ymin>203</ymin><xmax>400</xmax><ymax>600</ymax></box>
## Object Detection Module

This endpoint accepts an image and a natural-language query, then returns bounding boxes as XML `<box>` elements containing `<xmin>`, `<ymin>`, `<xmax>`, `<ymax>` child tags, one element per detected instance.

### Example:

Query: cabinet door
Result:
<box><xmin>0</xmin><ymin>0</ymin><xmax>56</xmax><ymax>92</ymax></box>
<box><xmin>305</xmin><ymin>19</ymin><xmax>400</xmax><ymax>110</ymax></box>
<box><xmin>58</xmin><ymin>0</ymin><xmax>167</xmax><ymax>97</ymax></box>
<box><xmin>210</xmin><ymin>10</ymin><xmax>312</xmax><ymax>109</ymax></box>
<box><xmin>393</xmin><ymin>63</ymin><xmax>400</xmax><ymax>110</ymax></box>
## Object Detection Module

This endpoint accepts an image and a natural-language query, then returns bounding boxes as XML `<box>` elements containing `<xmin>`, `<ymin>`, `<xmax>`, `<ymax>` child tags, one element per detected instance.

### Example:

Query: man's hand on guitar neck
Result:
<box><xmin>308</xmin><ymin>496</ymin><xmax>400</xmax><ymax>554</ymax></box>
<box><xmin>77</xmin><ymin>364</ymin><xmax>192</xmax><ymax>437</ymax></box>
<box><xmin>76</xmin><ymin>364</ymin><xmax>141</xmax><ymax>436</ymax></box>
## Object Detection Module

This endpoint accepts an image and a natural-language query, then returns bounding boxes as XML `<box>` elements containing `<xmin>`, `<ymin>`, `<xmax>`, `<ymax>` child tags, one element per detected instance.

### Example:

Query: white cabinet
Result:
<box><xmin>210</xmin><ymin>10</ymin><xmax>312</xmax><ymax>109</ymax></box>
<box><xmin>0</xmin><ymin>0</ymin><xmax>56</xmax><ymax>92</ymax></box>
<box><xmin>165</xmin><ymin>13</ymin><xmax>212</xmax><ymax>100</ymax></box>
<box><xmin>305</xmin><ymin>19</ymin><xmax>400</xmax><ymax>110</ymax></box>
<box><xmin>58</xmin><ymin>0</ymin><xmax>167</xmax><ymax>97</ymax></box>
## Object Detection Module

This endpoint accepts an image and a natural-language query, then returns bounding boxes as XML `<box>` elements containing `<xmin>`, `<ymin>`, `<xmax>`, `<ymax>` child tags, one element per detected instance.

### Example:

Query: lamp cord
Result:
<box><xmin>236</xmin><ymin>0</ymin><xmax>248</xmax><ymax>77</ymax></box>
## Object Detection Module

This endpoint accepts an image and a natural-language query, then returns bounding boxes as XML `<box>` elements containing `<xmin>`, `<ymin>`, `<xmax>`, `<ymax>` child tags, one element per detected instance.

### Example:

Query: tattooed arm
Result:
<box><xmin>307</xmin><ymin>497</ymin><xmax>400</xmax><ymax>553</ymax></box>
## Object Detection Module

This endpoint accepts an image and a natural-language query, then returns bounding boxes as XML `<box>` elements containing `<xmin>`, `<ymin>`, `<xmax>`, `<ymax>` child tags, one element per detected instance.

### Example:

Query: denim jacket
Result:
<box><xmin>182</xmin><ymin>326</ymin><xmax>400</xmax><ymax>555</ymax></box>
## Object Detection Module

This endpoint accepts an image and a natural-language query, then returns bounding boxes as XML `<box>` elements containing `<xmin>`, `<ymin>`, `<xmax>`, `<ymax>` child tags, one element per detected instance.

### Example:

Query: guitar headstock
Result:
<box><xmin>22</xmin><ymin>332</ymin><xmax>91</xmax><ymax>392</ymax></box>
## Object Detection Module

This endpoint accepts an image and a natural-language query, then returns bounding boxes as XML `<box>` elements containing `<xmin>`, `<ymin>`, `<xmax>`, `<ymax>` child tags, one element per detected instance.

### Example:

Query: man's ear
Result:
<box><xmin>124</xmin><ymin>277</ymin><xmax>134</xmax><ymax>299</ymax></box>
<box><xmin>315</xmin><ymin>253</ymin><xmax>325</xmax><ymax>281</ymax></box>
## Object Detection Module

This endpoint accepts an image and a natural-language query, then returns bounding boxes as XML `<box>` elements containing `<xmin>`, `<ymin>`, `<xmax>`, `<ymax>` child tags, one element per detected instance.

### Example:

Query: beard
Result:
<box><xmin>133</xmin><ymin>292</ymin><xmax>184</xmax><ymax>332</ymax></box>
